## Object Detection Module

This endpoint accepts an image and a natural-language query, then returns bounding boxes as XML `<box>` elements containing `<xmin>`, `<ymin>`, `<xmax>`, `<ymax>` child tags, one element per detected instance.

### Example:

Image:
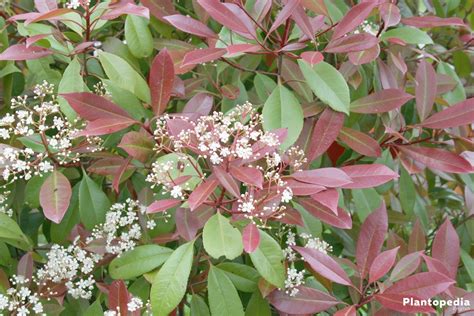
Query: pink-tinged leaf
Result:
<box><xmin>0</xmin><ymin>44</ymin><xmax>52</xmax><ymax>61</ymax></box>
<box><xmin>182</xmin><ymin>47</ymin><xmax>226</xmax><ymax>67</ymax></box>
<box><xmin>368</xmin><ymin>247</ymin><xmax>399</xmax><ymax>283</ymax></box>
<box><xmin>298</xmin><ymin>198</ymin><xmax>352</xmax><ymax>229</ymax></box>
<box><xmin>24</xmin><ymin>8</ymin><xmax>72</xmax><ymax>25</ymax></box>
<box><xmin>150</xmin><ymin>49</ymin><xmax>174</xmax><ymax>115</ymax></box>
<box><xmin>275</xmin><ymin>206</ymin><xmax>305</xmax><ymax>226</ymax></box>
<box><xmin>356</xmin><ymin>202</ymin><xmax>387</xmax><ymax>279</ymax></box>
<box><xmin>307</xmin><ymin>108</ymin><xmax>345</xmax><ymax>160</ymax></box>
<box><xmin>388</xmin><ymin>51</ymin><xmax>407</xmax><ymax>74</ymax></box>
<box><xmin>102</xmin><ymin>2</ymin><xmax>150</xmax><ymax>20</ymax></box>
<box><xmin>26</xmin><ymin>34</ymin><xmax>49</xmax><ymax>48</ymax></box>
<box><xmin>225</xmin><ymin>44</ymin><xmax>261</xmax><ymax>56</ymax></box>
<box><xmin>188</xmin><ymin>179</ymin><xmax>218</xmax><ymax>211</ymax></box>
<box><xmin>286</xmin><ymin>179</ymin><xmax>325</xmax><ymax>196</ymax></box>
<box><xmin>301</xmin><ymin>0</ymin><xmax>328</xmax><ymax>16</ymax></box>
<box><xmin>332</xmin><ymin>1</ymin><xmax>377</xmax><ymax>39</ymax></box>
<box><xmin>88</xmin><ymin>157</ymin><xmax>133</xmax><ymax>176</ymax></box>
<box><xmin>334</xmin><ymin>305</ymin><xmax>357</xmax><ymax>316</ymax></box>
<box><xmin>375</xmin><ymin>293</ymin><xmax>435</xmax><ymax>313</ymax></box>
<box><xmin>415</xmin><ymin>60</ymin><xmax>437</xmax><ymax>121</ymax></box>
<box><xmin>112</xmin><ymin>156</ymin><xmax>132</xmax><ymax>193</ymax></box>
<box><xmin>338</xmin><ymin>127</ymin><xmax>382</xmax><ymax>157</ymax></box>
<box><xmin>213</xmin><ymin>166</ymin><xmax>240</xmax><ymax>198</ymax></box>
<box><xmin>385</xmin><ymin>272</ymin><xmax>454</xmax><ymax>299</ymax></box>
<box><xmin>75</xmin><ymin>118</ymin><xmax>135</xmax><ymax>137</ymax></box>
<box><xmin>118</xmin><ymin>131</ymin><xmax>154</xmax><ymax>163</ymax></box>
<box><xmin>249</xmin><ymin>0</ymin><xmax>272</xmax><ymax>22</ymax></box>
<box><xmin>379</xmin><ymin>3</ymin><xmax>400</xmax><ymax>28</ymax></box>
<box><xmin>293</xmin><ymin>168</ymin><xmax>352</xmax><ymax>187</ymax></box>
<box><xmin>407</xmin><ymin>219</ymin><xmax>426</xmax><ymax>253</ymax></box>
<box><xmin>39</xmin><ymin>171</ymin><xmax>72</xmax><ymax>224</ymax></box>
<box><xmin>325</xmin><ymin>33</ymin><xmax>378</xmax><ymax>53</ymax></box>
<box><xmin>311</xmin><ymin>189</ymin><xmax>338</xmax><ymax>215</ymax></box>
<box><xmin>108</xmin><ymin>280</ymin><xmax>130</xmax><ymax>315</ymax></box>
<box><xmin>432</xmin><ymin>219</ymin><xmax>460</xmax><ymax>279</ymax></box>
<box><xmin>164</xmin><ymin>14</ymin><xmax>216</xmax><ymax>38</ymax></box>
<box><xmin>390</xmin><ymin>251</ymin><xmax>423</xmax><ymax>282</ymax></box>
<box><xmin>300</xmin><ymin>51</ymin><xmax>324</xmax><ymax>66</ymax></box>
<box><xmin>140</xmin><ymin>0</ymin><xmax>175</xmax><ymax>21</ymax></box>
<box><xmin>175</xmin><ymin>207</ymin><xmax>211</xmax><ymax>241</ymax></box>
<box><xmin>197</xmin><ymin>0</ymin><xmax>252</xmax><ymax>36</ymax></box>
<box><xmin>292</xmin><ymin>5</ymin><xmax>315</xmax><ymax>41</ymax></box>
<box><xmin>422</xmin><ymin>254</ymin><xmax>451</xmax><ymax>277</ymax></box>
<box><xmin>17</xmin><ymin>252</ymin><xmax>34</xmax><ymax>281</ymax></box>
<box><xmin>242</xmin><ymin>223</ymin><xmax>260</xmax><ymax>253</ymax></box>
<box><xmin>72</xmin><ymin>41</ymin><xmax>94</xmax><ymax>54</ymax></box>
<box><xmin>183</xmin><ymin>93</ymin><xmax>213</xmax><ymax>117</ymax></box>
<box><xmin>401</xmin><ymin>16</ymin><xmax>466</xmax><ymax>28</ymax></box>
<box><xmin>340</xmin><ymin>164</ymin><xmax>398</xmax><ymax>189</ymax></box>
<box><xmin>350</xmin><ymin>89</ymin><xmax>413</xmax><ymax>113</ymax></box>
<box><xmin>229</xmin><ymin>166</ymin><xmax>263</xmax><ymax>189</ymax></box>
<box><xmin>268</xmin><ymin>0</ymin><xmax>301</xmax><ymax>35</ymax></box>
<box><xmin>348</xmin><ymin>44</ymin><xmax>380</xmax><ymax>65</ymax></box>
<box><xmin>166</xmin><ymin>118</ymin><xmax>194</xmax><ymax>138</ymax></box>
<box><xmin>396</xmin><ymin>145</ymin><xmax>472</xmax><ymax>174</ymax></box>
<box><xmin>419</xmin><ymin>98</ymin><xmax>474</xmax><ymax>129</ymax></box>
<box><xmin>377</xmin><ymin>59</ymin><xmax>398</xmax><ymax>89</ymax></box>
<box><xmin>436</xmin><ymin>73</ymin><xmax>457</xmax><ymax>94</ymax></box>
<box><xmin>294</xmin><ymin>246</ymin><xmax>353</xmax><ymax>286</ymax></box>
<box><xmin>61</xmin><ymin>92</ymin><xmax>132</xmax><ymax>121</ymax></box>
<box><xmin>34</xmin><ymin>0</ymin><xmax>57</xmax><ymax>12</ymax></box>
<box><xmin>147</xmin><ymin>199</ymin><xmax>181</xmax><ymax>213</ymax></box>
<box><xmin>268</xmin><ymin>286</ymin><xmax>340</xmax><ymax>314</ymax></box>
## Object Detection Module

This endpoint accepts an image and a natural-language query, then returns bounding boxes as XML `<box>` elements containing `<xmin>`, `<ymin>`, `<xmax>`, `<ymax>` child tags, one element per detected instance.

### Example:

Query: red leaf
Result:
<box><xmin>61</xmin><ymin>92</ymin><xmax>132</xmax><ymax>121</ymax></box>
<box><xmin>225</xmin><ymin>44</ymin><xmax>261</xmax><ymax>56</ymax></box>
<box><xmin>325</xmin><ymin>33</ymin><xmax>378</xmax><ymax>53</ymax></box>
<box><xmin>356</xmin><ymin>202</ymin><xmax>387</xmax><ymax>279</ymax></box>
<box><xmin>348</xmin><ymin>44</ymin><xmax>380</xmax><ymax>65</ymax></box>
<box><xmin>338</xmin><ymin>127</ymin><xmax>382</xmax><ymax>157</ymax></box>
<box><xmin>298</xmin><ymin>198</ymin><xmax>352</xmax><ymax>229</ymax></box>
<box><xmin>197</xmin><ymin>0</ymin><xmax>252</xmax><ymax>36</ymax></box>
<box><xmin>407</xmin><ymin>219</ymin><xmax>426</xmax><ymax>253</ymax></box>
<box><xmin>286</xmin><ymin>179</ymin><xmax>325</xmax><ymax>196</ymax></box>
<box><xmin>379</xmin><ymin>3</ymin><xmax>400</xmax><ymax>28</ymax></box>
<box><xmin>26</xmin><ymin>34</ymin><xmax>49</xmax><ymax>48</ymax></box>
<box><xmin>75</xmin><ymin>118</ymin><xmax>135</xmax><ymax>137</ymax></box>
<box><xmin>17</xmin><ymin>252</ymin><xmax>34</xmax><ymax>281</ymax></box>
<box><xmin>102</xmin><ymin>2</ymin><xmax>150</xmax><ymax>20</ymax></box>
<box><xmin>275</xmin><ymin>206</ymin><xmax>305</xmax><ymax>226</ymax></box>
<box><xmin>183</xmin><ymin>93</ymin><xmax>213</xmax><ymax>117</ymax></box>
<box><xmin>334</xmin><ymin>305</ymin><xmax>357</xmax><ymax>316</ymax></box>
<box><xmin>310</xmin><ymin>189</ymin><xmax>338</xmax><ymax>215</ymax></box>
<box><xmin>108</xmin><ymin>280</ymin><xmax>130</xmax><ymax>316</ymax></box>
<box><xmin>375</xmin><ymin>293</ymin><xmax>435</xmax><ymax>313</ymax></box>
<box><xmin>188</xmin><ymin>179</ymin><xmax>218</xmax><ymax>211</ymax></box>
<box><xmin>140</xmin><ymin>0</ymin><xmax>175</xmax><ymax>21</ymax></box>
<box><xmin>340</xmin><ymin>164</ymin><xmax>398</xmax><ymax>189</ymax></box>
<box><xmin>0</xmin><ymin>44</ymin><xmax>52</xmax><ymax>61</ymax></box>
<box><xmin>164</xmin><ymin>14</ymin><xmax>216</xmax><ymax>38</ymax></box>
<box><xmin>88</xmin><ymin>157</ymin><xmax>133</xmax><ymax>176</ymax></box>
<box><xmin>350</xmin><ymin>89</ymin><xmax>414</xmax><ymax>113</ymax></box>
<box><xmin>292</xmin><ymin>5</ymin><xmax>315</xmax><ymax>41</ymax></box>
<box><xmin>419</xmin><ymin>98</ymin><xmax>474</xmax><ymax>129</ymax></box>
<box><xmin>182</xmin><ymin>47</ymin><xmax>226</xmax><ymax>67</ymax></box>
<box><xmin>432</xmin><ymin>219</ymin><xmax>460</xmax><ymax>279</ymax></box>
<box><xmin>39</xmin><ymin>171</ymin><xmax>72</xmax><ymax>224</ymax></box>
<box><xmin>301</xmin><ymin>0</ymin><xmax>328</xmax><ymax>16</ymax></box>
<box><xmin>147</xmin><ymin>199</ymin><xmax>182</xmax><ymax>213</ymax></box>
<box><xmin>175</xmin><ymin>207</ymin><xmax>212</xmax><ymax>241</ymax></box>
<box><xmin>118</xmin><ymin>131</ymin><xmax>154</xmax><ymax>163</ymax></box>
<box><xmin>213</xmin><ymin>166</ymin><xmax>240</xmax><ymax>198</ymax></box>
<box><xmin>331</xmin><ymin>1</ymin><xmax>377</xmax><ymax>39</ymax></box>
<box><xmin>390</xmin><ymin>251</ymin><xmax>423</xmax><ymax>282</ymax></box>
<box><xmin>294</xmin><ymin>246</ymin><xmax>353</xmax><ymax>286</ymax></box>
<box><xmin>34</xmin><ymin>0</ymin><xmax>57</xmax><ymax>12</ymax></box>
<box><xmin>229</xmin><ymin>166</ymin><xmax>263</xmax><ymax>189</ymax></box>
<box><xmin>422</xmin><ymin>254</ymin><xmax>451</xmax><ymax>277</ymax></box>
<box><xmin>415</xmin><ymin>60</ymin><xmax>437</xmax><ymax>121</ymax></box>
<box><xmin>150</xmin><ymin>49</ymin><xmax>175</xmax><ymax>115</ymax></box>
<box><xmin>384</xmin><ymin>272</ymin><xmax>454</xmax><ymax>299</ymax></box>
<box><xmin>396</xmin><ymin>145</ymin><xmax>472</xmax><ymax>174</ymax></box>
<box><xmin>24</xmin><ymin>8</ymin><xmax>72</xmax><ymax>25</ymax></box>
<box><xmin>307</xmin><ymin>107</ymin><xmax>345</xmax><ymax>160</ymax></box>
<box><xmin>300</xmin><ymin>51</ymin><xmax>324</xmax><ymax>66</ymax></box>
<box><xmin>293</xmin><ymin>168</ymin><xmax>352</xmax><ymax>187</ymax></box>
<box><xmin>112</xmin><ymin>156</ymin><xmax>132</xmax><ymax>193</ymax></box>
<box><xmin>268</xmin><ymin>286</ymin><xmax>340</xmax><ymax>314</ymax></box>
<box><xmin>242</xmin><ymin>223</ymin><xmax>260</xmax><ymax>253</ymax></box>
<box><xmin>401</xmin><ymin>16</ymin><xmax>466</xmax><ymax>28</ymax></box>
<box><xmin>268</xmin><ymin>0</ymin><xmax>301</xmax><ymax>34</ymax></box>
<box><xmin>166</xmin><ymin>118</ymin><xmax>194</xmax><ymax>138</ymax></box>
<box><xmin>368</xmin><ymin>247</ymin><xmax>399</xmax><ymax>283</ymax></box>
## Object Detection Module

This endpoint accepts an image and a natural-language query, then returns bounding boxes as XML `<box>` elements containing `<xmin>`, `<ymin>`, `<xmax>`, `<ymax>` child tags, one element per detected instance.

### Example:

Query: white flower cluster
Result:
<box><xmin>104</xmin><ymin>296</ymin><xmax>145</xmax><ymax>315</ymax></box>
<box><xmin>0</xmin><ymin>81</ymin><xmax>102</xmax><ymax>182</ymax></box>
<box><xmin>65</xmin><ymin>0</ymin><xmax>90</xmax><ymax>9</ymax></box>
<box><xmin>0</xmin><ymin>190</ymin><xmax>13</xmax><ymax>217</ymax></box>
<box><xmin>0</xmin><ymin>275</ymin><xmax>44</xmax><ymax>315</ymax></box>
<box><xmin>282</xmin><ymin>231</ymin><xmax>332</xmax><ymax>297</ymax></box>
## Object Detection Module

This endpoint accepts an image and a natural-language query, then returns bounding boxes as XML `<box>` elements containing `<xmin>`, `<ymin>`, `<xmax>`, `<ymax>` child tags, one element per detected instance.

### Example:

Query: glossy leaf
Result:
<box><xmin>340</xmin><ymin>164</ymin><xmax>398</xmax><ymax>189</ymax></box>
<box><xmin>350</xmin><ymin>89</ymin><xmax>414</xmax><ymax>113</ymax></box>
<box><xmin>188</xmin><ymin>179</ymin><xmax>218</xmax><ymax>211</ymax></box>
<box><xmin>297</xmin><ymin>198</ymin><xmax>352</xmax><ymax>229</ymax></box>
<box><xmin>39</xmin><ymin>171</ymin><xmax>72</xmax><ymax>224</ymax></box>
<box><xmin>307</xmin><ymin>107</ymin><xmax>345</xmax><ymax>160</ymax></box>
<box><xmin>332</xmin><ymin>2</ymin><xmax>377</xmax><ymax>39</ymax></box>
<box><xmin>432</xmin><ymin>219</ymin><xmax>460</xmax><ymax>279</ymax></box>
<box><xmin>419</xmin><ymin>98</ymin><xmax>474</xmax><ymax>129</ymax></box>
<box><xmin>415</xmin><ymin>60</ymin><xmax>437</xmax><ymax>121</ymax></box>
<box><xmin>243</xmin><ymin>223</ymin><xmax>260</xmax><ymax>253</ymax></box>
<box><xmin>208</xmin><ymin>266</ymin><xmax>245</xmax><ymax>316</ymax></box>
<box><xmin>293</xmin><ymin>168</ymin><xmax>352</xmax><ymax>187</ymax></box>
<box><xmin>368</xmin><ymin>247</ymin><xmax>399</xmax><ymax>283</ymax></box>
<box><xmin>150</xmin><ymin>49</ymin><xmax>174</xmax><ymax>115</ymax></box>
<box><xmin>203</xmin><ymin>213</ymin><xmax>243</xmax><ymax>260</ymax></box>
<box><xmin>268</xmin><ymin>286</ymin><xmax>339</xmax><ymax>314</ymax></box>
<box><xmin>164</xmin><ymin>14</ymin><xmax>216</xmax><ymax>38</ymax></box>
<box><xmin>0</xmin><ymin>44</ymin><xmax>52</xmax><ymax>61</ymax></box>
<box><xmin>338</xmin><ymin>127</ymin><xmax>382</xmax><ymax>157</ymax></box>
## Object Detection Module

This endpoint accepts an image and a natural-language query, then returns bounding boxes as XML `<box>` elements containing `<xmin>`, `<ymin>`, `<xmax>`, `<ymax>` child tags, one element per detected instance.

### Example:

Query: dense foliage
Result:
<box><xmin>0</xmin><ymin>0</ymin><xmax>473</xmax><ymax>314</ymax></box>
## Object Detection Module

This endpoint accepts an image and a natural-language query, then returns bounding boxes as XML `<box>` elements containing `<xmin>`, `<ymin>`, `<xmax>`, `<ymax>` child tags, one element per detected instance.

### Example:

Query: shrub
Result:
<box><xmin>0</xmin><ymin>0</ymin><xmax>473</xmax><ymax>315</ymax></box>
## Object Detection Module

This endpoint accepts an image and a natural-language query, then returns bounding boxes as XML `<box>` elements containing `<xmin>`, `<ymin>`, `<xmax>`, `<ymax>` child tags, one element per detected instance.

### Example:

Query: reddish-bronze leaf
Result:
<box><xmin>375</xmin><ymin>293</ymin><xmax>435</xmax><ymax>313</ymax></box>
<box><xmin>182</xmin><ymin>47</ymin><xmax>226</xmax><ymax>67</ymax></box>
<box><xmin>334</xmin><ymin>305</ymin><xmax>357</xmax><ymax>316</ymax></box>
<box><xmin>108</xmin><ymin>280</ymin><xmax>130</xmax><ymax>316</ymax></box>
<box><xmin>384</xmin><ymin>271</ymin><xmax>454</xmax><ymax>299</ymax></box>
<box><xmin>61</xmin><ymin>92</ymin><xmax>132</xmax><ymax>121</ymax></box>
<box><xmin>348</xmin><ymin>44</ymin><xmax>380</xmax><ymax>65</ymax></box>
<box><xmin>338</xmin><ymin>127</ymin><xmax>382</xmax><ymax>157</ymax></box>
<box><xmin>401</xmin><ymin>16</ymin><xmax>466</xmax><ymax>28</ymax></box>
<box><xmin>183</xmin><ymin>93</ymin><xmax>213</xmax><ymax>117</ymax></box>
<box><xmin>390</xmin><ymin>251</ymin><xmax>423</xmax><ymax>282</ymax></box>
<box><xmin>147</xmin><ymin>199</ymin><xmax>182</xmax><ymax>213</ymax></box>
<box><xmin>293</xmin><ymin>168</ymin><xmax>352</xmax><ymax>187</ymax></box>
<box><xmin>379</xmin><ymin>3</ymin><xmax>401</xmax><ymax>28</ymax></box>
<box><xmin>197</xmin><ymin>0</ymin><xmax>252</xmax><ymax>36</ymax></box>
<box><xmin>415</xmin><ymin>60</ymin><xmax>437</xmax><ymax>121</ymax></box>
<box><xmin>164</xmin><ymin>14</ymin><xmax>216</xmax><ymax>38</ymax></box>
<box><xmin>39</xmin><ymin>171</ymin><xmax>72</xmax><ymax>224</ymax></box>
<box><xmin>229</xmin><ymin>166</ymin><xmax>263</xmax><ymax>189</ymax></box>
<box><xmin>268</xmin><ymin>0</ymin><xmax>301</xmax><ymax>34</ymax></box>
<box><xmin>310</xmin><ymin>189</ymin><xmax>338</xmax><ymax>215</ymax></box>
<box><xmin>242</xmin><ymin>223</ymin><xmax>260</xmax><ymax>253</ymax></box>
<box><xmin>285</xmin><ymin>179</ymin><xmax>325</xmax><ymax>196</ymax></box>
<box><xmin>300</xmin><ymin>51</ymin><xmax>324</xmax><ymax>66</ymax></box>
<box><xmin>407</xmin><ymin>219</ymin><xmax>426</xmax><ymax>253</ymax></box>
<box><xmin>325</xmin><ymin>33</ymin><xmax>378</xmax><ymax>53</ymax></box>
<box><xmin>350</xmin><ymin>89</ymin><xmax>414</xmax><ymax>113</ymax></box>
<box><xmin>331</xmin><ymin>1</ymin><xmax>377</xmax><ymax>39</ymax></box>
<box><xmin>75</xmin><ymin>118</ymin><xmax>136</xmax><ymax>137</ymax></box>
<box><xmin>118</xmin><ymin>131</ymin><xmax>154</xmax><ymax>163</ymax></box>
<box><xmin>213</xmin><ymin>166</ymin><xmax>240</xmax><ymax>198</ymax></box>
<box><xmin>133</xmin><ymin>0</ymin><xmax>173</xmax><ymax>20</ymax></box>
<box><xmin>307</xmin><ymin>107</ymin><xmax>345</xmax><ymax>160</ymax></box>
<box><xmin>432</xmin><ymin>219</ymin><xmax>460</xmax><ymax>279</ymax></box>
<box><xmin>150</xmin><ymin>49</ymin><xmax>174</xmax><ymax>115</ymax></box>
<box><xmin>268</xmin><ymin>286</ymin><xmax>340</xmax><ymax>314</ymax></box>
<box><xmin>0</xmin><ymin>44</ymin><xmax>52</xmax><ymax>61</ymax></box>
<box><xmin>188</xmin><ymin>179</ymin><xmax>218</xmax><ymax>211</ymax></box>
<box><xmin>298</xmin><ymin>198</ymin><xmax>352</xmax><ymax>229</ymax></box>
<box><xmin>340</xmin><ymin>164</ymin><xmax>398</xmax><ymax>189</ymax></box>
<box><xmin>368</xmin><ymin>247</ymin><xmax>399</xmax><ymax>283</ymax></box>
<box><xmin>419</xmin><ymin>98</ymin><xmax>474</xmax><ymax>129</ymax></box>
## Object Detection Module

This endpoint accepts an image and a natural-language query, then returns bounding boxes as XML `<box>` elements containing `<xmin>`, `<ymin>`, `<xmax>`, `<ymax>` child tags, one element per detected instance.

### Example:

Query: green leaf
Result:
<box><xmin>298</xmin><ymin>60</ymin><xmax>350</xmax><ymax>114</ymax></box>
<box><xmin>262</xmin><ymin>84</ymin><xmax>304</xmax><ymax>149</ymax></box>
<box><xmin>254</xmin><ymin>73</ymin><xmax>276</xmax><ymax>103</ymax></box>
<box><xmin>125</xmin><ymin>15</ymin><xmax>153</xmax><ymax>59</ymax></box>
<box><xmin>399</xmin><ymin>166</ymin><xmax>416</xmax><ymax>216</ymax></box>
<box><xmin>78</xmin><ymin>172</ymin><xmax>110</xmax><ymax>230</ymax></box>
<box><xmin>249</xmin><ymin>230</ymin><xmax>285</xmax><ymax>288</ymax></box>
<box><xmin>203</xmin><ymin>213</ymin><xmax>243</xmax><ymax>260</ymax></box>
<box><xmin>0</xmin><ymin>213</ymin><xmax>31</xmax><ymax>251</ymax></box>
<box><xmin>437</xmin><ymin>61</ymin><xmax>466</xmax><ymax>105</ymax></box>
<box><xmin>58</xmin><ymin>58</ymin><xmax>88</xmax><ymax>121</ymax></box>
<box><xmin>50</xmin><ymin>184</ymin><xmax>80</xmax><ymax>244</ymax></box>
<box><xmin>381</xmin><ymin>27</ymin><xmax>433</xmax><ymax>45</ymax></box>
<box><xmin>151</xmin><ymin>241</ymin><xmax>194</xmax><ymax>316</ymax></box>
<box><xmin>352</xmin><ymin>188</ymin><xmax>382</xmax><ymax>222</ymax></box>
<box><xmin>217</xmin><ymin>262</ymin><xmax>259</xmax><ymax>292</ymax></box>
<box><xmin>103</xmin><ymin>80</ymin><xmax>150</xmax><ymax>120</ymax></box>
<box><xmin>25</xmin><ymin>175</ymin><xmax>48</xmax><ymax>208</ymax></box>
<box><xmin>245</xmin><ymin>291</ymin><xmax>271</xmax><ymax>316</ymax></box>
<box><xmin>461</xmin><ymin>249</ymin><xmax>474</xmax><ymax>282</ymax></box>
<box><xmin>84</xmin><ymin>300</ymin><xmax>103</xmax><ymax>316</ymax></box>
<box><xmin>190</xmin><ymin>295</ymin><xmax>211</xmax><ymax>316</ymax></box>
<box><xmin>109</xmin><ymin>245</ymin><xmax>173</xmax><ymax>279</ymax></box>
<box><xmin>208</xmin><ymin>266</ymin><xmax>245</xmax><ymax>316</ymax></box>
<box><xmin>98</xmin><ymin>51</ymin><xmax>151</xmax><ymax>103</ymax></box>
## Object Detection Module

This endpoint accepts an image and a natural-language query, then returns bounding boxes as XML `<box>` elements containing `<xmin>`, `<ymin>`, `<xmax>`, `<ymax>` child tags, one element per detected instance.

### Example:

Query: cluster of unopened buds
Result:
<box><xmin>0</xmin><ymin>81</ymin><xmax>102</xmax><ymax>183</ymax></box>
<box><xmin>0</xmin><ymin>199</ymin><xmax>154</xmax><ymax>315</ymax></box>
